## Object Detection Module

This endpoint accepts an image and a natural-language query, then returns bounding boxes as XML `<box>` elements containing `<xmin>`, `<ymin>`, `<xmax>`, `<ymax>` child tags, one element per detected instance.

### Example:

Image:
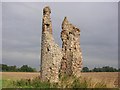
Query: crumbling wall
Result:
<box><xmin>60</xmin><ymin>17</ymin><xmax>83</xmax><ymax>77</ymax></box>
<box><xmin>41</xmin><ymin>6</ymin><xmax>62</xmax><ymax>83</ymax></box>
<box><xmin>41</xmin><ymin>6</ymin><xmax>83</xmax><ymax>83</ymax></box>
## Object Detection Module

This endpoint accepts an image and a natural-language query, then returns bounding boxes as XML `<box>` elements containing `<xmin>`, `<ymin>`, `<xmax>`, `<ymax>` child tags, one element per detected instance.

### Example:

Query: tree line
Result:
<box><xmin>82</xmin><ymin>66</ymin><xmax>120</xmax><ymax>72</ymax></box>
<box><xmin>1</xmin><ymin>64</ymin><xmax>37</xmax><ymax>72</ymax></box>
<box><xmin>1</xmin><ymin>64</ymin><xmax>119</xmax><ymax>72</ymax></box>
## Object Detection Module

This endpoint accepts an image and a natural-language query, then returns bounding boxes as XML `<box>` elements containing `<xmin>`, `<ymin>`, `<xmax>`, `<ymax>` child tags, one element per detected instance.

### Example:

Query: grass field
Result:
<box><xmin>1</xmin><ymin>72</ymin><xmax>119</xmax><ymax>88</ymax></box>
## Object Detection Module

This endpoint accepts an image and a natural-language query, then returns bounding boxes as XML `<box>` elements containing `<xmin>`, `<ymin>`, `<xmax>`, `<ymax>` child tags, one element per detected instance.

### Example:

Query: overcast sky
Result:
<box><xmin>0</xmin><ymin>2</ymin><xmax>2</xmax><ymax>64</ymax></box>
<box><xmin>2</xmin><ymin>2</ymin><xmax>118</xmax><ymax>70</ymax></box>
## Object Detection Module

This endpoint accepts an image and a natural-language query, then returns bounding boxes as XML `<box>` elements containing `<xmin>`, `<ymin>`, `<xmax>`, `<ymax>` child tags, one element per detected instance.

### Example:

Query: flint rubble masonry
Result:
<box><xmin>41</xmin><ymin>6</ymin><xmax>62</xmax><ymax>83</ymax></box>
<box><xmin>60</xmin><ymin>17</ymin><xmax>83</xmax><ymax>77</ymax></box>
<box><xmin>41</xmin><ymin>6</ymin><xmax>83</xmax><ymax>82</ymax></box>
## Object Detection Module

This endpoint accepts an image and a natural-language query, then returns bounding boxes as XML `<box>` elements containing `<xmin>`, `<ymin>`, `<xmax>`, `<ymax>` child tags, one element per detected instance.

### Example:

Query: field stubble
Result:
<box><xmin>1</xmin><ymin>72</ymin><xmax>119</xmax><ymax>88</ymax></box>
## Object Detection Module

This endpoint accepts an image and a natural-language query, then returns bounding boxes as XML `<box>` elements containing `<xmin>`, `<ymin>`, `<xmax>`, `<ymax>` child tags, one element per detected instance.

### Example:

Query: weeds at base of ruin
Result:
<box><xmin>2</xmin><ymin>75</ymin><xmax>107</xmax><ymax>88</ymax></box>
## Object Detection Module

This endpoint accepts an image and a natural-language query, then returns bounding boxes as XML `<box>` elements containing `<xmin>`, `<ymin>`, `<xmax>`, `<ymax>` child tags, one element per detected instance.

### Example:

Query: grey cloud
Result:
<box><xmin>0</xmin><ymin>3</ymin><xmax>2</xmax><ymax>63</ymax></box>
<box><xmin>2</xmin><ymin>2</ymin><xmax>118</xmax><ymax>70</ymax></box>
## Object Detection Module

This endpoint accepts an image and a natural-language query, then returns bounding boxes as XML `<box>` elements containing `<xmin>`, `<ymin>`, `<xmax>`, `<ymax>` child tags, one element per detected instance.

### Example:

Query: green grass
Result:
<box><xmin>2</xmin><ymin>78</ymin><xmax>50</xmax><ymax>88</ymax></box>
<box><xmin>59</xmin><ymin>75</ymin><xmax>107</xmax><ymax>88</ymax></box>
<box><xmin>0</xmin><ymin>79</ymin><xmax>2</xmax><ymax>89</ymax></box>
<box><xmin>2</xmin><ymin>75</ymin><xmax>107</xmax><ymax>88</ymax></box>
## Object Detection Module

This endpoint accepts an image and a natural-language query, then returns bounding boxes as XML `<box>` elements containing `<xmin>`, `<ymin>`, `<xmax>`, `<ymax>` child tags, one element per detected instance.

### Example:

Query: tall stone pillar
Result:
<box><xmin>41</xmin><ymin>6</ymin><xmax>62</xmax><ymax>83</ymax></box>
<box><xmin>60</xmin><ymin>17</ymin><xmax>83</xmax><ymax>77</ymax></box>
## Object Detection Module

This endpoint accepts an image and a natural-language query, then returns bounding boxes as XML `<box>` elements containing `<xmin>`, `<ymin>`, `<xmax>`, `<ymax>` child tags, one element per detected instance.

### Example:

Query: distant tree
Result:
<box><xmin>82</xmin><ymin>67</ymin><xmax>89</xmax><ymax>72</ymax></box>
<box><xmin>0</xmin><ymin>64</ymin><xmax>2</xmax><ymax>71</ymax></box>
<box><xmin>82</xmin><ymin>66</ymin><xmax>119</xmax><ymax>72</ymax></box>
<box><xmin>2</xmin><ymin>64</ymin><xmax>37</xmax><ymax>72</ymax></box>
<box><xmin>102</xmin><ymin>66</ymin><xmax>118</xmax><ymax>72</ymax></box>
<box><xmin>93</xmin><ymin>68</ymin><xmax>99</xmax><ymax>72</ymax></box>
<box><xmin>89</xmin><ymin>70</ymin><xmax>92</xmax><ymax>72</ymax></box>
<box><xmin>8</xmin><ymin>65</ymin><xmax>17</xmax><ymax>72</ymax></box>
<box><xmin>20</xmin><ymin>65</ymin><xmax>36</xmax><ymax>72</ymax></box>
<box><xmin>118</xmin><ymin>68</ymin><xmax>120</xmax><ymax>72</ymax></box>
<box><xmin>2</xmin><ymin>64</ymin><xmax>9</xmax><ymax>71</ymax></box>
<box><xmin>92</xmin><ymin>66</ymin><xmax>118</xmax><ymax>72</ymax></box>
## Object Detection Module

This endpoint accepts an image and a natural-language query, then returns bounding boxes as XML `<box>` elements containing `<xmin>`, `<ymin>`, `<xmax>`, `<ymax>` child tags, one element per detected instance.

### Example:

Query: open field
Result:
<box><xmin>1</xmin><ymin>72</ymin><xmax>119</xmax><ymax>88</ymax></box>
<box><xmin>81</xmin><ymin>72</ymin><xmax>119</xmax><ymax>88</ymax></box>
<box><xmin>2</xmin><ymin>72</ymin><xmax>40</xmax><ymax>80</ymax></box>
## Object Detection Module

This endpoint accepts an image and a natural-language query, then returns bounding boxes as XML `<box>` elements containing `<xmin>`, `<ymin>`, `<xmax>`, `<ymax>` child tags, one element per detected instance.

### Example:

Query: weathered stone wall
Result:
<box><xmin>41</xmin><ymin>6</ymin><xmax>83</xmax><ymax>82</ymax></box>
<box><xmin>60</xmin><ymin>17</ymin><xmax>83</xmax><ymax>77</ymax></box>
<box><xmin>41</xmin><ymin>6</ymin><xmax>62</xmax><ymax>83</ymax></box>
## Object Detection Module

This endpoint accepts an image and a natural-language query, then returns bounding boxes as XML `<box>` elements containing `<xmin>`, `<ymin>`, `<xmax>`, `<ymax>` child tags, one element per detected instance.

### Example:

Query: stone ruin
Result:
<box><xmin>41</xmin><ymin>6</ymin><xmax>83</xmax><ymax>83</ymax></box>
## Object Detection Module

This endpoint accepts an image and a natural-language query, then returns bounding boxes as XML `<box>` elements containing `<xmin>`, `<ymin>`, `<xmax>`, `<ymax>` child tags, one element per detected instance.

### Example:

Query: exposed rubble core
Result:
<box><xmin>41</xmin><ymin>6</ymin><xmax>62</xmax><ymax>83</ymax></box>
<box><xmin>41</xmin><ymin>6</ymin><xmax>83</xmax><ymax>82</ymax></box>
<box><xmin>60</xmin><ymin>17</ymin><xmax>82</xmax><ymax>77</ymax></box>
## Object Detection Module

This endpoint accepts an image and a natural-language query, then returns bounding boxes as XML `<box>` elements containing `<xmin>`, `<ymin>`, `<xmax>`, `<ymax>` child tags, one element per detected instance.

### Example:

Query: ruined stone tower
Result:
<box><xmin>41</xmin><ymin>6</ymin><xmax>82</xmax><ymax>82</ymax></box>
<box><xmin>60</xmin><ymin>17</ymin><xmax>82</xmax><ymax>77</ymax></box>
<box><xmin>41</xmin><ymin>6</ymin><xmax>62</xmax><ymax>83</ymax></box>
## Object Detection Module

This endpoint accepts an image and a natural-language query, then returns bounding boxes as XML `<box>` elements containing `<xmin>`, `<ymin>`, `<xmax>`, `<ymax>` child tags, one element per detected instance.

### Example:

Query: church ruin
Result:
<box><xmin>41</xmin><ymin>6</ymin><xmax>83</xmax><ymax>83</ymax></box>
